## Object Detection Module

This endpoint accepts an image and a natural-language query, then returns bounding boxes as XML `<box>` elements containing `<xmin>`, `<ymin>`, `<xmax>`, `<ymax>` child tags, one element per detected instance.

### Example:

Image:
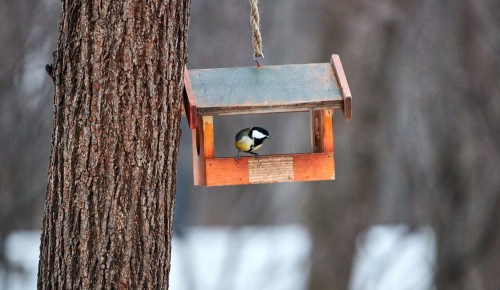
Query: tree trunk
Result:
<box><xmin>307</xmin><ymin>0</ymin><xmax>500</xmax><ymax>289</ymax></box>
<box><xmin>38</xmin><ymin>1</ymin><xmax>191</xmax><ymax>289</ymax></box>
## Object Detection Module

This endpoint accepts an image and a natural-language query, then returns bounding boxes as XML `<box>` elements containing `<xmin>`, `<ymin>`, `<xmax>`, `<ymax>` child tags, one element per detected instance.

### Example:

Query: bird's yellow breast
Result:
<box><xmin>235</xmin><ymin>137</ymin><xmax>263</xmax><ymax>152</ymax></box>
<box><xmin>235</xmin><ymin>140</ymin><xmax>252</xmax><ymax>152</ymax></box>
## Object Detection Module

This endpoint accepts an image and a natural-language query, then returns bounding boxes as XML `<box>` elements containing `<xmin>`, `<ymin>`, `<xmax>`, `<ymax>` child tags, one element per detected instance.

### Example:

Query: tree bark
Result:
<box><xmin>38</xmin><ymin>1</ymin><xmax>191</xmax><ymax>289</ymax></box>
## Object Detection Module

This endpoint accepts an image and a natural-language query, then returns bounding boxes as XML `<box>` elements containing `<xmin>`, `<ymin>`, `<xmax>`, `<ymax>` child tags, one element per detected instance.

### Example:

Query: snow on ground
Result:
<box><xmin>350</xmin><ymin>225</ymin><xmax>436</xmax><ymax>290</ymax></box>
<box><xmin>170</xmin><ymin>225</ymin><xmax>311</xmax><ymax>290</ymax></box>
<box><xmin>0</xmin><ymin>225</ymin><xmax>435</xmax><ymax>290</ymax></box>
<box><xmin>1</xmin><ymin>231</ymin><xmax>40</xmax><ymax>290</ymax></box>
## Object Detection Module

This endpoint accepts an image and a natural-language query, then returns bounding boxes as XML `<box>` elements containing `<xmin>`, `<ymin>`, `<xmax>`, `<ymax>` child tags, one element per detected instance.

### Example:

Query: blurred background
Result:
<box><xmin>1</xmin><ymin>0</ymin><xmax>499</xmax><ymax>289</ymax></box>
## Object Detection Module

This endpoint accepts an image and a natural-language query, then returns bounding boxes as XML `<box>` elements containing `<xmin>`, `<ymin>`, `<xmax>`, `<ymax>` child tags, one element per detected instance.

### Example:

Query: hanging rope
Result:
<box><xmin>249</xmin><ymin>0</ymin><xmax>264</xmax><ymax>67</ymax></box>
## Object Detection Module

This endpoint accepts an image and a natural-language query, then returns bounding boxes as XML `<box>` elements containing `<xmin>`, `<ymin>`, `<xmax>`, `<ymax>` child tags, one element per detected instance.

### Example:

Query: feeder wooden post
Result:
<box><xmin>311</xmin><ymin>109</ymin><xmax>334</xmax><ymax>153</ymax></box>
<box><xmin>192</xmin><ymin>117</ymin><xmax>206</xmax><ymax>185</ymax></box>
<box><xmin>202</xmin><ymin>116</ymin><xmax>214</xmax><ymax>158</ymax></box>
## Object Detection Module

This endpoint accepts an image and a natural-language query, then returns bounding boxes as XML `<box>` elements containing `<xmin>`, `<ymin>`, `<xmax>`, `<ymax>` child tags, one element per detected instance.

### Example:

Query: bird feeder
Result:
<box><xmin>184</xmin><ymin>54</ymin><xmax>352</xmax><ymax>186</ymax></box>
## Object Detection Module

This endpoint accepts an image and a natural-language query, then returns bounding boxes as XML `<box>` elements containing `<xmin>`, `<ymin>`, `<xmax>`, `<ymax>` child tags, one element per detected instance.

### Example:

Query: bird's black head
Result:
<box><xmin>250</xmin><ymin>127</ymin><xmax>270</xmax><ymax>140</ymax></box>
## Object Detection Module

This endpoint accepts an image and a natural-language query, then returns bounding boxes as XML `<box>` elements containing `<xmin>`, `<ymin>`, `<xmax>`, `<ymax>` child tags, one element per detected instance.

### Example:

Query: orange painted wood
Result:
<box><xmin>322</xmin><ymin>109</ymin><xmax>334</xmax><ymax>153</ymax></box>
<box><xmin>205</xmin><ymin>158</ymin><xmax>250</xmax><ymax>186</ymax></box>
<box><xmin>310</xmin><ymin>109</ymin><xmax>334</xmax><ymax>153</ymax></box>
<box><xmin>201</xmin><ymin>153</ymin><xmax>334</xmax><ymax>186</ymax></box>
<box><xmin>331</xmin><ymin>54</ymin><xmax>352</xmax><ymax>120</ymax></box>
<box><xmin>202</xmin><ymin>116</ymin><xmax>214</xmax><ymax>159</ymax></box>
<box><xmin>183</xmin><ymin>66</ymin><xmax>198</xmax><ymax>129</ymax></box>
<box><xmin>293</xmin><ymin>153</ymin><xmax>335</xmax><ymax>181</ymax></box>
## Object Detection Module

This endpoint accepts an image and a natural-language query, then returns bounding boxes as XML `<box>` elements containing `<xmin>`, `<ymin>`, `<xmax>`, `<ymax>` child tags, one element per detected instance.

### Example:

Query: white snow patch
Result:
<box><xmin>350</xmin><ymin>225</ymin><xmax>436</xmax><ymax>290</ymax></box>
<box><xmin>170</xmin><ymin>225</ymin><xmax>311</xmax><ymax>290</ymax></box>
<box><xmin>1</xmin><ymin>231</ymin><xmax>40</xmax><ymax>290</ymax></box>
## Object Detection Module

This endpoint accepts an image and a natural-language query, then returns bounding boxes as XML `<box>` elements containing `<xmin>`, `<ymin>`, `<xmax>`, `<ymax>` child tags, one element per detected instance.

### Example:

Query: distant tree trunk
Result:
<box><xmin>380</xmin><ymin>1</ymin><xmax>500</xmax><ymax>289</ymax></box>
<box><xmin>308</xmin><ymin>0</ymin><xmax>500</xmax><ymax>289</ymax></box>
<box><xmin>306</xmin><ymin>3</ymin><xmax>382</xmax><ymax>289</ymax></box>
<box><xmin>38</xmin><ymin>1</ymin><xmax>191</xmax><ymax>289</ymax></box>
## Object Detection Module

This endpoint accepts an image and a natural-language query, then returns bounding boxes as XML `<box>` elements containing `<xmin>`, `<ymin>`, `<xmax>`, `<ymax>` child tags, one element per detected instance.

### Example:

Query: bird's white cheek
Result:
<box><xmin>252</xmin><ymin>130</ymin><xmax>267</xmax><ymax>139</ymax></box>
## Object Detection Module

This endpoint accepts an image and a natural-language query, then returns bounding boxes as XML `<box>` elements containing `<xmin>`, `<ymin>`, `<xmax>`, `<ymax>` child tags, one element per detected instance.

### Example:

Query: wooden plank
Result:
<box><xmin>331</xmin><ymin>54</ymin><xmax>352</xmax><ymax>120</ymax></box>
<box><xmin>188</xmin><ymin>63</ymin><xmax>344</xmax><ymax>116</ymax></box>
<box><xmin>203</xmin><ymin>153</ymin><xmax>334</xmax><ymax>186</ymax></box>
<box><xmin>294</xmin><ymin>153</ymin><xmax>335</xmax><ymax>181</ymax></box>
<box><xmin>205</xmin><ymin>157</ymin><xmax>250</xmax><ymax>186</ymax></box>
<box><xmin>248</xmin><ymin>156</ymin><xmax>294</xmax><ymax>183</ymax></box>
<box><xmin>183</xmin><ymin>66</ymin><xmax>198</xmax><ymax>129</ymax></box>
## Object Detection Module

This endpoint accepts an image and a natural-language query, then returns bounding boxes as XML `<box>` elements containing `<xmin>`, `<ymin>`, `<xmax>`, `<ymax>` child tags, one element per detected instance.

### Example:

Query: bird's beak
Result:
<box><xmin>267</xmin><ymin>136</ymin><xmax>272</xmax><ymax>139</ymax></box>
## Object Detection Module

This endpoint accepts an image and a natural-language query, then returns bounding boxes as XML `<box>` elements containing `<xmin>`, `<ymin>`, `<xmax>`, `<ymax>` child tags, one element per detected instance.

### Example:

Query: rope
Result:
<box><xmin>249</xmin><ymin>0</ymin><xmax>264</xmax><ymax>65</ymax></box>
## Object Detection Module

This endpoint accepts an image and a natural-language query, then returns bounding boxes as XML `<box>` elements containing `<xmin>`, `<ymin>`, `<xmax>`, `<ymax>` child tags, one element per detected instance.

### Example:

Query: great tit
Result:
<box><xmin>235</xmin><ymin>127</ymin><xmax>271</xmax><ymax>160</ymax></box>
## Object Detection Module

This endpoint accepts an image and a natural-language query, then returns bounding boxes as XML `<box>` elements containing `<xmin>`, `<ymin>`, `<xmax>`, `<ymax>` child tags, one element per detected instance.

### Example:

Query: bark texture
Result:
<box><xmin>38</xmin><ymin>1</ymin><xmax>190</xmax><ymax>289</ymax></box>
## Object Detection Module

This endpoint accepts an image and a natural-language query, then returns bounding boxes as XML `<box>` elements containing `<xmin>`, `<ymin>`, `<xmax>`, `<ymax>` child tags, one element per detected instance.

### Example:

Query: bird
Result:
<box><xmin>234</xmin><ymin>127</ymin><xmax>271</xmax><ymax>160</ymax></box>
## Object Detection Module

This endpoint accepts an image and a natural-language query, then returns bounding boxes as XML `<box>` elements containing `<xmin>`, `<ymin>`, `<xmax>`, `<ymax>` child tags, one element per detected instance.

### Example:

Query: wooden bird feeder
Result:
<box><xmin>183</xmin><ymin>54</ymin><xmax>352</xmax><ymax>186</ymax></box>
